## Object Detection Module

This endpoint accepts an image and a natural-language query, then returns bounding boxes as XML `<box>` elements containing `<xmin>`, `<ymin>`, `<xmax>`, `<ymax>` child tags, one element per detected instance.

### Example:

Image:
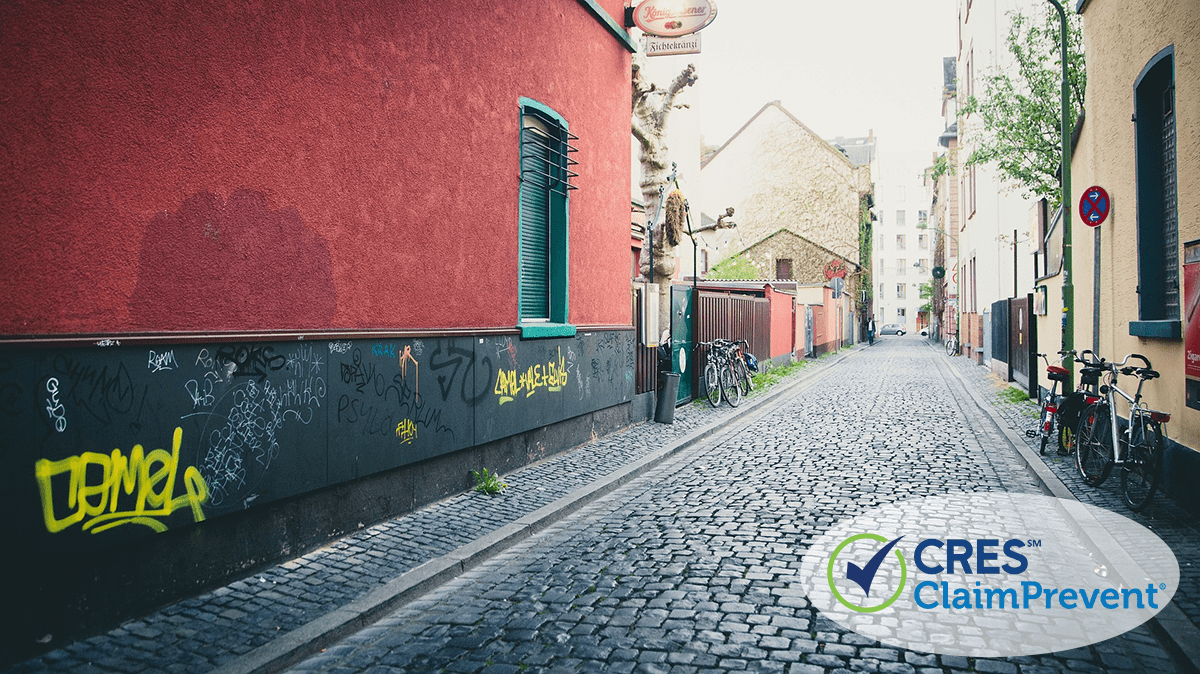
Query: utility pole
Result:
<box><xmin>1047</xmin><ymin>0</ymin><xmax>1074</xmax><ymax>377</ymax></box>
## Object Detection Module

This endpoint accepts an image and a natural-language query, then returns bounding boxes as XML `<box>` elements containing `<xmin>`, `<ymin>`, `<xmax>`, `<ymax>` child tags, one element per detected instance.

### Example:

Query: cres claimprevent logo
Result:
<box><xmin>828</xmin><ymin>534</ymin><xmax>906</xmax><ymax>613</ymax></box>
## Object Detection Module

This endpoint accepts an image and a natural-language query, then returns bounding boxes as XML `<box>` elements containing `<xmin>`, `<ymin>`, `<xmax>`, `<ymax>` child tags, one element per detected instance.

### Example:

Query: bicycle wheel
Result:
<box><xmin>735</xmin><ymin>357</ymin><xmax>753</xmax><ymax>395</ymax></box>
<box><xmin>703</xmin><ymin>361</ymin><xmax>721</xmax><ymax>408</ymax></box>
<box><xmin>721</xmin><ymin>364</ymin><xmax>741</xmax><ymax>407</ymax></box>
<box><xmin>1075</xmin><ymin>403</ymin><xmax>1114</xmax><ymax>487</ymax></box>
<box><xmin>946</xmin><ymin>338</ymin><xmax>957</xmax><ymax>357</ymax></box>
<box><xmin>1121</xmin><ymin>418</ymin><xmax>1163</xmax><ymax>512</ymax></box>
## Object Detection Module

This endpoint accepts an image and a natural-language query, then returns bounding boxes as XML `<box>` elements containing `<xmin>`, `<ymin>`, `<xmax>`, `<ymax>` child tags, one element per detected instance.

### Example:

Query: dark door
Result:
<box><xmin>671</xmin><ymin>285</ymin><xmax>694</xmax><ymax>404</ymax></box>
<box><xmin>1010</xmin><ymin>296</ymin><xmax>1031</xmax><ymax>387</ymax></box>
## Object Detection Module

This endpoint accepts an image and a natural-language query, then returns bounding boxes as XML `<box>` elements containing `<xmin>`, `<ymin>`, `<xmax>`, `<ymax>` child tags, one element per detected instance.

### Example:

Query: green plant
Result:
<box><xmin>471</xmin><ymin>467</ymin><xmax>508</xmax><ymax>495</ymax></box>
<box><xmin>960</xmin><ymin>8</ymin><xmax>1086</xmax><ymax>209</ymax></box>
<box><xmin>707</xmin><ymin>254</ymin><xmax>761</xmax><ymax>280</ymax></box>
<box><xmin>998</xmin><ymin>387</ymin><xmax>1031</xmax><ymax>404</ymax></box>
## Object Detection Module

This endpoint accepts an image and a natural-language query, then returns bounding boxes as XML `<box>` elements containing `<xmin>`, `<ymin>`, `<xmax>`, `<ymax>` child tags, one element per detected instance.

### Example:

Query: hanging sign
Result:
<box><xmin>632</xmin><ymin>0</ymin><xmax>718</xmax><ymax>37</ymax></box>
<box><xmin>644</xmin><ymin>33</ymin><xmax>701</xmax><ymax>56</ymax></box>
<box><xmin>1079</xmin><ymin>185</ymin><xmax>1110</xmax><ymax>227</ymax></box>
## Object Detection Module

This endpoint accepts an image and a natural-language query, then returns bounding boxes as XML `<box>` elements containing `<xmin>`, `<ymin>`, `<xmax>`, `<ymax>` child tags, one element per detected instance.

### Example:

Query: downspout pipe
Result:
<box><xmin>1047</xmin><ymin>0</ymin><xmax>1074</xmax><ymax>378</ymax></box>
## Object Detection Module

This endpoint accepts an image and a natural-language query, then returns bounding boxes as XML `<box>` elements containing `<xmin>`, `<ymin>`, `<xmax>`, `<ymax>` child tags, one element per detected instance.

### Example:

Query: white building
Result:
<box><xmin>870</xmin><ymin>135</ymin><xmax>936</xmax><ymax>332</ymax></box>
<box><xmin>956</xmin><ymin>0</ymin><xmax>1041</xmax><ymax>351</ymax></box>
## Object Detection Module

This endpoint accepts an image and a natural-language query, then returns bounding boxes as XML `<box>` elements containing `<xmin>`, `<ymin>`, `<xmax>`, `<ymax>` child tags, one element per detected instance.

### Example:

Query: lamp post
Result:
<box><xmin>1047</xmin><ymin>0</ymin><xmax>1074</xmax><ymax>376</ymax></box>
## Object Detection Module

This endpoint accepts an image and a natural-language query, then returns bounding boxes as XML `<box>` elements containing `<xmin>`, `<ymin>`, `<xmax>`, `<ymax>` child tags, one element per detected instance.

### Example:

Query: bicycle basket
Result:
<box><xmin>744</xmin><ymin>352</ymin><xmax>759</xmax><ymax>372</ymax></box>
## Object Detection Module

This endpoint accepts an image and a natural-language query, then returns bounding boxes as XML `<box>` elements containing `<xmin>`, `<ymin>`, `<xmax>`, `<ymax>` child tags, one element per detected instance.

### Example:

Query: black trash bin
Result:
<box><xmin>655</xmin><ymin>372</ymin><xmax>680</xmax><ymax>424</ymax></box>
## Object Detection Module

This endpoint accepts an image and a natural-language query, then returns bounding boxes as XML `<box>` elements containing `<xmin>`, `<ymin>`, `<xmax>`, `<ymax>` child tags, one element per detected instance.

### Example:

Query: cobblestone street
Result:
<box><xmin>283</xmin><ymin>337</ymin><xmax>1186</xmax><ymax>674</ymax></box>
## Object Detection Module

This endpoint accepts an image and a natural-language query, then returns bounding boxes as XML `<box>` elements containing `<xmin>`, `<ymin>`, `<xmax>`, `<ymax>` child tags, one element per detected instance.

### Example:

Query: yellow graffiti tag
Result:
<box><xmin>395</xmin><ymin>419</ymin><xmax>417</xmax><ymax>445</ymax></box>
<box><xmin>494</xmin><ymin>348</ymin><xmax>569</xmax><ymax>405</ymax></box>
<box><xmin>34</xmin><ymin>427</ymin><xmax>208</xmax><ymax>535</ymax></box>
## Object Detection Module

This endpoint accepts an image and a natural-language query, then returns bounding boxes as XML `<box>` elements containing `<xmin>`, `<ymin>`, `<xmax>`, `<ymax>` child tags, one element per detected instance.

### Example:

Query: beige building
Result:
<box><xmin>697</xmin><ymin>101</ymin><xmax>871</xmax><ymax>284</ymax></box>
<box><xmin>1036</xmin><ymin>0</ymin><xmax>1199</xmax><ymax>511</ymax></box>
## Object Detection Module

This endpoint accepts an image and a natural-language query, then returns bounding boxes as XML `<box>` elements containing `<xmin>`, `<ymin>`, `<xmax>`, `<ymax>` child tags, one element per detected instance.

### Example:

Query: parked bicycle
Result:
<box><xmin>1028</xmin><ymin>350</ymin><xmax>1074</xmax><ymax>455</ymax></box>
<box><xmin>945</xmin><ymin>332</ymin><xmax>959</xmax><ymax>357</ymax></box>
<box><xmin>1053</xmin><ymin>350</ymin><xmax>1106</xmax><ymax>456</ymax></box>
<box><xmin>699</xmin><ymin>338</ymin><xmax>754</xmax><ymax>408</ymax></box>
<box><xmin>1074</xmin><ymin>353</ymin><xmax>1171</xmax><ymax>511</ymax></box>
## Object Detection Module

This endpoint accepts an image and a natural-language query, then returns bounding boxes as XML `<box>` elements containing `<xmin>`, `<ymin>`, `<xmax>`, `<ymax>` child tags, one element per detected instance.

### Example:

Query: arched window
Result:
<box><xmin>1131</xmin><ymin>46</ymin><xmax>1180</xmax><ymax>338</ymax></box>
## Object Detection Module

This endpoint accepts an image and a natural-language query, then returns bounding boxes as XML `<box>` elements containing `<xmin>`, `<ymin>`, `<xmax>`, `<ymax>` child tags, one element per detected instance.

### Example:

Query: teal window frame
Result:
<box><xmin>518</xmin><ymin>98</ymin><xmax>577</xmax><ymax>339</ymax></box>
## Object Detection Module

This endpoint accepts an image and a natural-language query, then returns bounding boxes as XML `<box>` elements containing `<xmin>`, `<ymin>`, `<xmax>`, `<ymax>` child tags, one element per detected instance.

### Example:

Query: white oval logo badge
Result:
<box><xmin>798</xmin><ymin>493</ymin><xmax>1180</xmax><ymax>657</ymax></box>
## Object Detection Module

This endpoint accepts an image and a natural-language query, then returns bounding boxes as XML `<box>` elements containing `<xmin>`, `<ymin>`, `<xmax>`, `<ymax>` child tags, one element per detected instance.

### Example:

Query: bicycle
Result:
<box><xmin>1074</xmin><ymin>353</ymin><xmax>1171</xmax><ymax>511</ymax></box>
<box><xmin>699</xmin><ymin>339</ymin><xmax>742</xmax><ymax>408</ymax></box>
<box><xmin>945</xmin><ymin>332</ymin><xmax>959</xmax><ymax>357</ymax></box>
<box><xmin>732</xmin><ymin>339</ymin><xmax>755</xmax><ymax>397</ymax></box>
<box><xmin>1053</xmin><ymin>350</ymin><xmax>1105</xmax><ymax>456</ymax></box>
<box><xmin>1028</xmin><ymin>350</ymin><xmax>1074</xmax><ymax>455</ymax></box>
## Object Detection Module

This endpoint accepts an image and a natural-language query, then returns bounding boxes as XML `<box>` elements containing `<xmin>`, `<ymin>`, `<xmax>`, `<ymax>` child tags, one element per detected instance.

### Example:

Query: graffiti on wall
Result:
<box><xmin>35</xmin><ymin>427</ymin><xmax>208</xmax><ymax>534</ymax></box>
<box><xmin>494</xmin><ymin>347</ymin><xmax>570</xmax><ymax>405</ymax></box>
<box><xmin>4</xmin><ymin>332</ymin><xmax>635</xmax><ymax>547</ymax></box>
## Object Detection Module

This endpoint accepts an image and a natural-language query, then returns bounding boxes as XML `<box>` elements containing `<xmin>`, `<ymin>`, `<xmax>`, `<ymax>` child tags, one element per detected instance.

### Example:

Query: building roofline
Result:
<box><xmin>700</xmin><ymin>101</ymin><xmax>857</xmax><ymax>172</ymax></box>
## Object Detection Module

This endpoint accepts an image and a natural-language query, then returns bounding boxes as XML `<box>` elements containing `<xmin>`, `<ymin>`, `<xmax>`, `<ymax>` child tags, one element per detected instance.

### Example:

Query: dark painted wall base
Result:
<box><xmin>5</xmin><ymin>399</ymin><xmax>648</xmax><ymax>666</ymax></box>
<box><xmin>1160</xmin><ymin>438</ymin><xmax>1200</xmax><ymax>520</ymax></box>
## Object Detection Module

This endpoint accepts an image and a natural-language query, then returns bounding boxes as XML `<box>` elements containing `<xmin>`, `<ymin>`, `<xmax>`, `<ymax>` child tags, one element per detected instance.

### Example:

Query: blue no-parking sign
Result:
<box><xmin>1079</xmin><ymin>186</ymin><xmax>1110</xmax><ymax>227</ymax></box>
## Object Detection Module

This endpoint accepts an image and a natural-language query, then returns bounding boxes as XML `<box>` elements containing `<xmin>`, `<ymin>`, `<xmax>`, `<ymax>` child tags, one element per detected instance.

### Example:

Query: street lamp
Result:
<box><xmin>1046</xmin><ymin>0</ymin><xmax>1074</xmax><ymax>376</ymax></box>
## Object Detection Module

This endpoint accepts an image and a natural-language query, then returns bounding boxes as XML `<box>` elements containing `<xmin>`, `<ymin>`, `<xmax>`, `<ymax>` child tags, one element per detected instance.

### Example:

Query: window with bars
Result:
<box><xmin>518</xmin><ymin>98</ymin><xmax>577</xmax><ymax>337</ymax></box>
<box><xmin>1131</xmin><ymin>47</ymin><xmax>1181</xmax><ymax>338</ymax></box>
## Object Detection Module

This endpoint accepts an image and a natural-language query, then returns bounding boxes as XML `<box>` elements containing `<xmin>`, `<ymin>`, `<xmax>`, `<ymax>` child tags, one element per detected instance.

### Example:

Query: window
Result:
<box><xmin>966</xmin><ymin>165</ymin><xmax>977</xmax><ymax>218</ymax></box>
<box><xmin>918</xmin><ymin>210</ymin><xmax>928</xmax><ymax>227</ymax></box>
<box><xmin>898</xmin><ymin>186</ymin><xmax>906</xmax><ymax>203</ymax></box>
<box><xmin>518</xmin><ymin>98</ymin><xmax>577</xmax><ymax>337</ymax></box>
<box><xmin>879</xmin><ymin>283</ymin><xmax>885</xmax><ymax>299</ymax></box>
<box><xmin>775</xmin><ymin>258</ymin><xmax>793</xmax><ymax>280</ymax></box>
<box><xmin>918</xmin><ymin>259</ymin><xmax>928</xmax><ymax>274</ymax></box>
<box><xmin>898</xmin><ymin>307</ymin><xmax>907</xmax><ymax>323</ymax></box>
<box><xmin>1131</xmin><ymin>46</ymin><xmax>1181</xmax><ymax>338</ymax></box>
<box><xmin>897</xmin><ymin>284</ymin><xmax>907</xmax><ymax>300</ymax></box>
<box><xmin>700</xmin><ymin>249</ymin><xmax>709</xmax><ymax>275</ymax></box>
<box><xmin>896</xmin><ymin>210</ymin><xmax>906</xmax><ymax>226</ymax></box>
<box><xmin>896</xmin><ymin>234</ymin><xmax>906</xmax><ymax>250</ymax></box>
<box><xmin>878</xmin><ymin>234</ymin><xmax>884</xmax><ymax>250</ymax></box>
<box><xmin>919</xmin><ymin>234</ymin><xmax>928</xmax><ymax>250</ymax></box>
<box><xmin>896</xmin><ymin>258</ymin><xmax>906</xmax><ymax>275</ymax></box>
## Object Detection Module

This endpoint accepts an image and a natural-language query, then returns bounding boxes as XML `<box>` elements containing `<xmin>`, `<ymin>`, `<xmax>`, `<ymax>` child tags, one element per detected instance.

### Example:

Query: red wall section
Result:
<box><xmin>766</xmin><ymin>286</ymin><xmax>795</xmax><ymax>359</ymax></box>
<box><xmin>0</xmin><ymin>0</ymin><xmax>632</xmax><ymax>335</ymax></box>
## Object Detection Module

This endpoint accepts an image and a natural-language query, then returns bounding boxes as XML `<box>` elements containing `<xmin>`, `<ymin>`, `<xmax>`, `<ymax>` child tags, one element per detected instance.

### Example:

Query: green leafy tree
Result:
<box><xmin>960</xmin><ymin>9</ymin><xmax>1086</xmax><ymax>208</ymax></box>
<box><xmin>707</xmin><ymin>254</ymin><xmax>761</xmax><ymax>280</ymax></box>
<box><xmin>919</xmin><ymin>281</ymin><xmax>934</xmax><ymax>315</ymax></box>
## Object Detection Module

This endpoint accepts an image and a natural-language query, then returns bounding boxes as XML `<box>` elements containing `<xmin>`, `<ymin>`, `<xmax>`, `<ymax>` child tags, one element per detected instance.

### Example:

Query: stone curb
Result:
<box><xmin>213</xmin><ymin>348</ymin><xmax>860</xmax><ymax>674</ymax></box>
<box><xmin>931</xmin><ymin>342</ymin><xmax>1200</xmax><ymax>674</ymax></box>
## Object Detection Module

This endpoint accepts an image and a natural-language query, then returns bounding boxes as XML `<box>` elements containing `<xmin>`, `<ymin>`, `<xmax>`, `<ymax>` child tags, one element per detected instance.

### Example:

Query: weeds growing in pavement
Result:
<box><xmin>998</xmin><ymin>386</ymin><xmax>1031</xmax><ymax>404</ymax></box>
<box><xmin>471</xmin><ymin>467</ymin><xmax>508</xmax><ymax>495</ymax></box>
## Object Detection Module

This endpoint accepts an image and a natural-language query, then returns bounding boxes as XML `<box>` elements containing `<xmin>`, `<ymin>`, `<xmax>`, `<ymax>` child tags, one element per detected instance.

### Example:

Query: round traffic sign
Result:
<box><xmin>1079</xmin><ymin>186</ymin><xmax>1110</xmax><ymax>227</ymax></box>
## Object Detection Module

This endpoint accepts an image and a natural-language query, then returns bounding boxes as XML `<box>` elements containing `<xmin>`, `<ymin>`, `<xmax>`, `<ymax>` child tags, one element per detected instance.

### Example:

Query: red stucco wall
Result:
<box><xmin>766</xmin><ymin>286</ymin><xmax>794</xmax><ymax>359</ymax></box>
<box><xmin>0</xmin><ymin>0</ymin><xmax>632</xmax><ymax>335</ymax></box>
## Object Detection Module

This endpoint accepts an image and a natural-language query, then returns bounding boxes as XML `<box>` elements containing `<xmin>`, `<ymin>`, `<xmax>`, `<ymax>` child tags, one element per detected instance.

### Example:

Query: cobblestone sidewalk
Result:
<box><xmin>942</xmin><ymin>349</ymin><xmax>1200</xmax><ymax>639</ymax></box>
<box><xmin>10</xmin><ymin>349</ymin><xmax>854</xmax><ymax>673</ymax></box>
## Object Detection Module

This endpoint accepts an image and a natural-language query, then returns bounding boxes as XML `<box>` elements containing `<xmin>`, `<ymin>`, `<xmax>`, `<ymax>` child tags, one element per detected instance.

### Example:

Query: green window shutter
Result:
<box><xmin>519</xmin><ymin>128</ymin><xmax>551</xmax><ymax>320</ymax></box>
<box><xmin>518</xmin><ymin>99</ymin><xmax>577</xmax><ymax>328</ymax></box>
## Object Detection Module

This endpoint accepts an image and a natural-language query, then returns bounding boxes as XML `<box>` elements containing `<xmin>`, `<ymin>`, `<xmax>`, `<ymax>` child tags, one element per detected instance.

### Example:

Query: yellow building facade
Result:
<box><xmin>1036</xmin><ymin>0</ymin><xmax>1200</xmax><ymax>510</ymax></box>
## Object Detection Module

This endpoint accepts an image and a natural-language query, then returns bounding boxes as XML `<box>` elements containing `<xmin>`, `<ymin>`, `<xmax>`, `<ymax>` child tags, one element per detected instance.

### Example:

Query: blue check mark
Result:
<box><xmin>845</xmin><ymin>535</ymin><xmax>904</xmax><ymax>597</ymax></box>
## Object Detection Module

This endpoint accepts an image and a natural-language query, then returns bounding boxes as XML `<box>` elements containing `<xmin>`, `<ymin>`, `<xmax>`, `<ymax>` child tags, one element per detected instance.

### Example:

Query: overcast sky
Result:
<box><xmin>679</xmin><ymin>0</ymin><xmax>959</xmax><ymax>187</ymax></box>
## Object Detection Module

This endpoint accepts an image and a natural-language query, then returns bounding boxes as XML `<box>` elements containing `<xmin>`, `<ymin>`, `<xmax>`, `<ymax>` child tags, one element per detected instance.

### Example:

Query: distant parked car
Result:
<box><xmin>880</xmin><ymin>323</ymin><xmax>906</xmax><ymax>335</ymax></box>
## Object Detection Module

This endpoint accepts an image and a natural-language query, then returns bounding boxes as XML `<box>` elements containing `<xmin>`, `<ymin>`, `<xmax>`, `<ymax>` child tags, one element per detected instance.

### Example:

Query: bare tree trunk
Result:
<box><xmin>632</xmin><ymin>58</ymin><xmax>697</xmax><ymax>282</ymax></box>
